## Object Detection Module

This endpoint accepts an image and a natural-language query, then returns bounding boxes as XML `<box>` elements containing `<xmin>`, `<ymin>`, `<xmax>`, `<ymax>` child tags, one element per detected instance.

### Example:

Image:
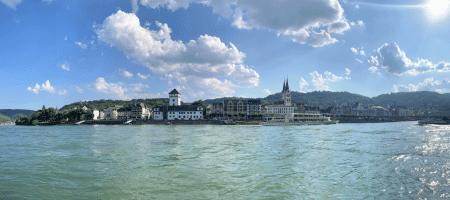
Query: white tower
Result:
<box><xmin>169</xmin><ymin>89</ymin><xmax>181</xmax><ymax>106</ymax></box>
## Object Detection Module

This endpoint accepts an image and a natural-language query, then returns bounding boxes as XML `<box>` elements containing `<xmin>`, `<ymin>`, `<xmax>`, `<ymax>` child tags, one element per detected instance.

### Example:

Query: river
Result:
<box><xmin>1</xmin><ymin>122</ymin><xmax>450</xmax><ymax>199</ymax></box>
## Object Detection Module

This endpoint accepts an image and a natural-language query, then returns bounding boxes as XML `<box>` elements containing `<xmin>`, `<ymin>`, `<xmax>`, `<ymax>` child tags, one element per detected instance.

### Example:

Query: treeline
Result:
<box><xmin>60</xmin><ymin>98</ymin><xmax>177</xmax><ymax>111</ymax></box>
<box><xmin>16</xmin><ymin>106</ymin><xmax>93</xmax><ymax>125</ymax></box>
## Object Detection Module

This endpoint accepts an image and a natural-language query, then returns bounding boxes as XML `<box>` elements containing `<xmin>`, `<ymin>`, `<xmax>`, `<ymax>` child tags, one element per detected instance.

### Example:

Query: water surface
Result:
<box><xmin>1</xmin><ymin>122</ymin><xmax>450</xmax><ymax>199</ymax></box>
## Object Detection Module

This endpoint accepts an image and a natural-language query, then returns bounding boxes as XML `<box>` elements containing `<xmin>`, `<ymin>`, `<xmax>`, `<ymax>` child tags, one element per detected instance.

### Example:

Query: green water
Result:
<box><xmin>1</xmin><ymin>122</ymin><xmax>450</xmax><ymax>199</ymax></box>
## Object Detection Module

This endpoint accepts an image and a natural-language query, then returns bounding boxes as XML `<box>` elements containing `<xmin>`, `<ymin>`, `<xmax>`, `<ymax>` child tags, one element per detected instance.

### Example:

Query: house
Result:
<box><xmin>132</xmin><ymin>103</ymin><xmax>151</xmax><ymax>120</ymax></box>
<box><xmin>103</xmin><ymin>105</ymin><xmax>123</xmax><ymax>120</ymax></box>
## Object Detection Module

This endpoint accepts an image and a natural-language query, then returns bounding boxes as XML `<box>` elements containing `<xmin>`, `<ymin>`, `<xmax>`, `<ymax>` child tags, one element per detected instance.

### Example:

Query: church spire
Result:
<box><xmin>286</xmin><ymin>76</ymin><xmax>290</xmax><ymax>92</ymax></box>
<box><xmin>282</xmin><ymin>79</ymin><xmax>286</xmax><ymax>93</ymax></box>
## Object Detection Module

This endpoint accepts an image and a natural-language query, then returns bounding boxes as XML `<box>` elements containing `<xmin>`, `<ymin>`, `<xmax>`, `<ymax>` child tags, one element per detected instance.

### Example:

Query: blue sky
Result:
<box><xmin>2</xmin><ymin>0</ymin><xmax>450</xmax><ymax>110</ymax></box>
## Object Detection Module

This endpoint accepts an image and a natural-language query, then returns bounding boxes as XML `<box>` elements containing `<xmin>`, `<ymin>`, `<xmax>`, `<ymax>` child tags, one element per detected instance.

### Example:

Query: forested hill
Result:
<box><xmin>60</xmin><ymin>98</ymin><xmax>185</xmax><ymax>111</ymax></box>
<box><xmin>205</xmin><ymin>91</ymin><xmax>450</xmax><ymax>109</ymax></box>
<box><xmin>371</xmin><ymin>91</ymin><xmax>450</xmax><ymax>108</ymax></box>
<box><xmin>0</xmin><ymin>113</ymin><xmax>12</xmax><ymax>123</ymax></box>
<box><xmin>0</xmin><ymin>109</ymin><xmax>35</xmax><ymax>119</ymax></box>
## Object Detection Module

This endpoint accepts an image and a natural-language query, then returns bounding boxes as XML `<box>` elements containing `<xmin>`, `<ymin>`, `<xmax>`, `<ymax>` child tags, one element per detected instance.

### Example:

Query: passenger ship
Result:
<box><xmin>260</xmin><ymin>113</ymin><xmax>339</xmax><ymax>126</ymax></box>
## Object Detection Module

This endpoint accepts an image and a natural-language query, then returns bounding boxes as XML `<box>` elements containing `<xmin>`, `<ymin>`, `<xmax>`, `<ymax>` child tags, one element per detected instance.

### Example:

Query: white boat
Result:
<box><xmin>260</xmin><ymin>113</ymin><xmax>339</xmax><ymax>126</ymax></box>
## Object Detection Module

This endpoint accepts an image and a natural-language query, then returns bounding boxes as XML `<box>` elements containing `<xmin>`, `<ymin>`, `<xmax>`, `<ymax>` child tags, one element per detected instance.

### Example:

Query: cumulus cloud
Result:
<box><xmin>300</xmin><ymin>71</ymin><xmax>348</xmax><ymax>92</ymax></box>
<box><xmin>61</xmin><ymin>63</ymin><xmax>70</xmax><ymax>71</ymax></box>
<box><xmin>27</xmin><ymin>80</ymin><xmax>66</xmax><ymax>95</ymax></box>
<box><xmin>118</xmin><ymin>69</ymin><xmax>133</xmax><ymax>78</ymax></box>
<box><xmin>355</xmin><ymin>5</ymin><xmax>359</xmax><ymax>9</ymax></box>
<box><xmin>75</xmin><ymin>41</ymin><xmax>87</xmax><ymax>49</ymax></box>
<box><xmin>27</xmin><ymin>84</ymin><xmax>40</xmax><ymax>94</ymax></box>
<box><xmin>41</xmin><ymin>80</ymin><xmax>55</xmax><ymax>93</ymax></box>
<box><xmin>95</xmin><ymin>10</ymin><xmax>259</xmax><ymax>99</ymax></box>
<box><xmin>367</xmin><ymin>42</ymin><xmax>450</xmax><ymax>76</ymax></box>
<box><xmin>345</xmin><ymin>68</ymin><xmax>351</xmax><ymax>75</ymax></box>
<box><xmin>350</xmin><ymin>46</ymin><xmax>366</xmax><ymax>63</ymax></box>
<box><xmin>137</xmin><ymin>0</ymin><xmax>355</xmax><ymax>47</ymax></box>
<box><xmin>94</xmin><ymin>77</ymin><xmax>161</xmax><ymax>100</ymax></box>
<box><xmin>263</xmin><ymin>88</ymin><xmax>271</xmax><ymax>95</ymax></box>
<box><xmin>137</xmin><ymin>73</ymin><xmax>148</xmax><ymax>79</ymax></box>
<box><xmin>94</xmin><ymin>77</ymin><xmax>128</xmax><ymax>99</ymax></box>
<box><xmin>393</xmin><ymin>78</ymin><xmax>450</xmax><ymax>93</ymax></box>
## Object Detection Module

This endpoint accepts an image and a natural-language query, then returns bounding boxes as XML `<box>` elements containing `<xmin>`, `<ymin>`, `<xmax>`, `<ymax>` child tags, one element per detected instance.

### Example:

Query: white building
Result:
<box><xmin>93</xmin><ymin>109</ymin><xmax>100</xmax><ymax>120</ymax></box>
<box><xmin>103</xmin><ymin>105</ymin><xmax>122</xmax><ymax>120</ymax></box>
<box><xmin>153</xmin><ymin>89</ymin><xmax>203</xmax><ymax>120</ymax></box>
<box><xmin>132</xmin><ymin>103</ymin><xmax>151</xmax><ymax>120</ymax></box>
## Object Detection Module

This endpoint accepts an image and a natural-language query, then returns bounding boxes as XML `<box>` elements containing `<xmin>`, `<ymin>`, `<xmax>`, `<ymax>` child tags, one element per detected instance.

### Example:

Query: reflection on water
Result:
<box><xmin>1</xmin><ymin>122</ymin><xmax>450</xmax><ymax>199</ymax></box>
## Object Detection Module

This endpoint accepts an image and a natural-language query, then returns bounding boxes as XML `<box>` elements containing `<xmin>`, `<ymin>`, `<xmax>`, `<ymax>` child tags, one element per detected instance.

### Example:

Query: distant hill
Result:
<box><xmin>205</xmin><ymin>91</ymin><xmax>450</xmax><ymax>109</ymax></box>
<box><xmin>0</xmin><ymin>109</ymin><xmax>35</xmax><ymax>119</ymax></box>
<box><xmin>371</xmin><ymin>91</ymin><xmax>450</xmax><ymax>109</ymax></box>
<box><xmin>60</xmin><ymin>98</ymin><xmax>186</xmax><ymax>111</ymax></box>
<box><xmin>0</xmin><ymin>113</ymin><xmax>12</xmax><ymax>123</ymax></box>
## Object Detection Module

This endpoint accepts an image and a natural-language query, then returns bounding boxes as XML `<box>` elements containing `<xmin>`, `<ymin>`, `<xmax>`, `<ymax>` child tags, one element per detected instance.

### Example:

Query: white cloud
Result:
<box><xmin>393</xmin><ymin>78</ymin><xmax>450</xmax><ymax>93</ymax></box>
<box><xmin>355</xmin><ymin>5</ymin><xmax>359</xmax><ymax>9</ymax></box>
<box><xmin>27</xmin><ymin>83</ymin><xmax>40</xmax><ymax>94</ymax></box>
<box><xmin>350</xmin><ymin>47</ymin><xmax>358</xmax><ymax>54</ymax></box>
<box><xmin>345</xmin><ymin>68</ymin><xmax>351</xmax><ymax>75</ymax></box>
<box><xmin>263</xmin><ymin>88</ymin><xmax>271</xmax><ymax>95</ymax></box>
<box><xmin>41</xmin><ymin>80</ymin><xmax>55</xmax><ymax>93</ymax></box>
<box><xmin>95</xmin><ymin>10</ymin><xmax>259</xmax><ymax>99</ymax></box>
<box><xmin>27</xmin><ymin>80</ymin><xmax>66</xmax><ymax>95</ymax></box>
<box><xmin>131</xmin><ymin>0</ymin><xmax>139</xmax><ymax>13</ymax></box>
<box><xmin>300</xmin><ymin>70</ymin><xmax>348</xmax><ymax>92</ymax></box>
<box><xmin>139</xmin><ymin>0</ymin><xmax>355</xmax><ymax>47</ymax></box>
<box><xmin>64</xmin><ymin>36</ymin><xmax>67</xmax><ymax>40</ymax></box>
<box><xmin>137</xmin><ymin>73</ymin><xmax>148</xmax><ymax>79</ymax></box>
<box><xmin>94</xmin><ymin>77</ymin><xmax>128</xmax><ymax>99</ymax></box>
<box><xmin>58</xmin><ymin>90</ymin><xmax>67</xmax><ymax>95</ymax></box>
<box><xmin>1</xmin><ymin>0</ymin><xmax>23</xmax><ymax>9</ymax></box>
<box><xmin>75</xmin><ymin>86</ymin><xmax>83</xmax><ymax>93</ymax></box>
<box><xmin>356</xmin><ymin>20</ymin><xmax>365</xmax><ymax>26</ymax></box>
<box><xmin>75</xmin><ymin>41</ymin><xmax>87</xmax><ymax>49</ymax></box>
<box><xmin>129</xmin><ymin>83</ymin><xmax>149</xmax><ymax>92</ymax></box>
<box><xmin>360</xmin><ymin>50</ymin><xmax>365</xmax><ymax>56</ymax></box>
<box><xmin>370</xmin><ymin>42</ymin><xmax>450</xmax><ymax>76</ymax></box>
<box><xmin>118</xmin><ymin>69</ymin><xmax>133</xmax><ymax>78</ymax></box>
<box><xmin>61</xmin><ymin>63</ymin><xmax>70</xmax><ymax>71</ymax></box>
<box><xmin>368</xmin><ymin>66</ymin><xmax>379</xmax><ymax>73</ymax></box>
<box><xmin>310</xmin><ymin>71</ymin><xmax>330</xmax><ymax>91</ymax></box>
<box><xmin>299</xmin><ymin>77</ymin><xmax>309</xmax><ymax>93</ymax></box>
<box><xmin>94</xmin><ymin>77</ymin><xmax>161</xmax><ymax>100</ymax></box>
<box><xmin>1</xmin><ymin>0</ymin><xmax>53</xmax><ymax>9</ymax></box>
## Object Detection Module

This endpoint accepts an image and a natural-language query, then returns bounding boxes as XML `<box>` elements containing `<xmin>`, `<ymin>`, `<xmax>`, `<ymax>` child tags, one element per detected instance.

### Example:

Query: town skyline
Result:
<box><xmin>2</xmin><ymin>0</ymin><xmax>450</xmax><ymax>110</ymax></box>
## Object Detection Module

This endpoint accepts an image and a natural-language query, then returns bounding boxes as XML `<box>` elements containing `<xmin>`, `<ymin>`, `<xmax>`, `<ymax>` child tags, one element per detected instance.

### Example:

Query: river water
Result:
<box><xmin>1</xmin><ymin>122</ymin><xmax>450</xmax><ymax>199</ymax></box>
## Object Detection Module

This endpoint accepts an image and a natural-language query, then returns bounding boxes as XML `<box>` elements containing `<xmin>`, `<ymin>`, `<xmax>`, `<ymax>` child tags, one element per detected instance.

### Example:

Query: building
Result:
<box><xmin>266</xmin><ymin>78</ymin><xmax>296</xmax><ymax>114</ymax></box>
<box><xmin>117</xmin><ymin>107</ymin><xmax>132</xmax><ymax>120</ymax></box>
<box><xmin>132</xmin><ymin>103</ymin><xmax>151</xmax><ymax>120</ymax></box>
<box><xmin>207</xmin><ymin>102</ymin><xmax>224</xmax><ymax>117</ymax></box>
<box><xmin>153</xmin><ymin>89</ymin><xmax>203</xmax><ymax>120</ymax></box>
<box><xmin>93</xmin><ymin>109</ymin><xmax>102</xmax><ymax>120</ymax></box>
<box><xmin>247</xmin><ymin>99</ymin><xmax>262</xmax><ymax>115</ymax></box>
<box><xmin>103</xmin><ymin>105</ymin><xmax>123</xmax><ymax>120</ymax></box>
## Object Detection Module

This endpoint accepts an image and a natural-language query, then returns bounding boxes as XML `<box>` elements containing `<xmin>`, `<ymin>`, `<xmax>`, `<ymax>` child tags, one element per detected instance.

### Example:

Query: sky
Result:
<box><xmin>2</xmin><ymin>0</ymin><xmax>450</xmax><ymax>110</ymax></box>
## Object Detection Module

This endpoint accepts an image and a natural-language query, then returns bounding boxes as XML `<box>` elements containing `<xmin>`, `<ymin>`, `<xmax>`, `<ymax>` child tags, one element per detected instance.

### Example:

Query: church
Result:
<box><xmin>153</xmin><ymin>89</ymin><xmax>204</xmax><ymax>120</ymax></box>
<box><xmin>265</xmin><ymin>78</ymin><xmax>296</xmax><ymax>114</ymax></box>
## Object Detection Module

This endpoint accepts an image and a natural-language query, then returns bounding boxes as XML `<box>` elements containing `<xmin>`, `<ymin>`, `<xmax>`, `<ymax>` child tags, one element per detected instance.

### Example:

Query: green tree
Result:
<box><xmin>32</xmin><ymin>119</ymin><xmax>39</xmax><ymax>126</ymax></box>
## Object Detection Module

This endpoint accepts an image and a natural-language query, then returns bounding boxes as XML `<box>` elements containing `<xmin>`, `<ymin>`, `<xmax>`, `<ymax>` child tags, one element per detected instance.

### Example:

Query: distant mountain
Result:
<box><xmin>0</xmin><ymin>109</ymin><xmax>35</xmax><ymax>119</ymax></box>
<box><xmin>204</xmin><ymin>91</ymin><xmax>450</xmax><ymax>109</ymax></box>
<box><xmin>0</xmin><ymin>113</ymin><xmax>12</xmax><ymax>123</ymax></box>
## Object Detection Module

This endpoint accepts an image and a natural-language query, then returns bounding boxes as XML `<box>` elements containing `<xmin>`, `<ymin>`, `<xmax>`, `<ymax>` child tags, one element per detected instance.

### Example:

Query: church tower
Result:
<box><xmin>169</xmin><ymin>89</ymin><xmax>181</xmax><ymax>106</ymax></box>
<box><xmin>282</xmin><ymin>77</ymin><xmax>291</xmax><ymax>106</ymax></box>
